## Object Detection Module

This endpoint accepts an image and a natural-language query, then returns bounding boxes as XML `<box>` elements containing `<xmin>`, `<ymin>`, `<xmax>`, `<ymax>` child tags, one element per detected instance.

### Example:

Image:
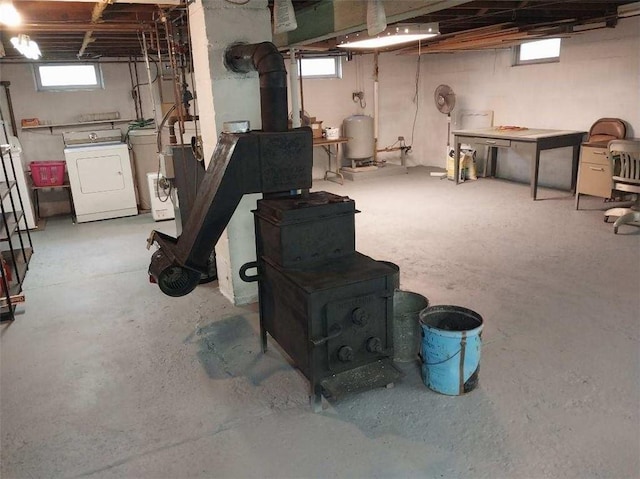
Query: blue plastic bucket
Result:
<box><xmin>419</xmin><ymin>305</ymin><xmax>484</xmax><ymax>396</ymax></box>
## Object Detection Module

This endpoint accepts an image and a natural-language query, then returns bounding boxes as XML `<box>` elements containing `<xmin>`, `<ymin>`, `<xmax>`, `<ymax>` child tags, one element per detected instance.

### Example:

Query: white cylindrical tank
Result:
<box><xmin>343</xmin><ymin>115</ymin><xmax>374</xmax><ymax>160</ymax></box>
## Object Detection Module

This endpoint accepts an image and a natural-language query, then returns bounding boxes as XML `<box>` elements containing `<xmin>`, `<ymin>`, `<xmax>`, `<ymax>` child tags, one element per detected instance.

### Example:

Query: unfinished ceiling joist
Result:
<box><xmin>1</xmin><ymin>1</ymin><xmax>636</xmax><ymax>61</ymax></box>
<box><xmin>16</xmin><ymin>22</ymin><xmax>154</xmax><ymax>32</ymax></box>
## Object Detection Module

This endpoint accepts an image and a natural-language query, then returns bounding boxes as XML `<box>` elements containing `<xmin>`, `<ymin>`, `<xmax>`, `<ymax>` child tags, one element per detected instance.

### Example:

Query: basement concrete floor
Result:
<box><xmin>1</xmin><ymin>166</ymin><xmax>639</xmax><ymax>479</ymax></box>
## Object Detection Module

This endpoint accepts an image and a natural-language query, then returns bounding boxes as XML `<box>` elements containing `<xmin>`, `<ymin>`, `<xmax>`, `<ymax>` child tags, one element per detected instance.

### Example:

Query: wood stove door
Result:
<box><xmin>325</xmin><ymin>293</ymin><xmax>390</xmax><ymax>373</ymax></box>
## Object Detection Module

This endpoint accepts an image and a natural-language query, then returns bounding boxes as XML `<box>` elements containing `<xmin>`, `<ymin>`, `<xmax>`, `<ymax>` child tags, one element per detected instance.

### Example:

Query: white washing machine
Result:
<box><xmin>63</xmin><ymin>130</ymin><xmax>138</xmax><ymax>223</ymax></box>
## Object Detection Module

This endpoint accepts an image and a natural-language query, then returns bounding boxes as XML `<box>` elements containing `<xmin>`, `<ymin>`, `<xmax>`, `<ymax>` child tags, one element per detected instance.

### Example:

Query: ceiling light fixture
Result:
<box><xmin>10</xmin><ymin>34</ymin><xmax>42</xmax><ymax>60</ymax></box>
<box><xmin>0</xmin><ymin>1</ymin><xmax>21</xmax><ymax>27</ymax></box>
<box><xmin>338</xmin><ymin>23</ymin><xmax>439</xmax><ymax>50</ymax></box>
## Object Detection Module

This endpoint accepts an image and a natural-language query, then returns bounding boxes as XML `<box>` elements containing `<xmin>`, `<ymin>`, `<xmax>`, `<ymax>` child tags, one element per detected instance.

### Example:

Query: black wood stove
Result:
<box><xmin>246</xmin><ymin>192</ymin><xmax>401</xmax><ymax>407</ymax></box>
<box><xmin>146</xmin><ymin>42</ymin><xmax>402</xmax><ymax>408</ymax></box>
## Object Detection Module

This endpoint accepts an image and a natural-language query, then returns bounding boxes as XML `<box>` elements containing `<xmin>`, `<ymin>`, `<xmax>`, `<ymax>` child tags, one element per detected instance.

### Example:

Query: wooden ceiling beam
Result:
<box><xmin>13</xmin><ymin>22</ymin><xmax>154</xmax><ymax>32</ymax></box>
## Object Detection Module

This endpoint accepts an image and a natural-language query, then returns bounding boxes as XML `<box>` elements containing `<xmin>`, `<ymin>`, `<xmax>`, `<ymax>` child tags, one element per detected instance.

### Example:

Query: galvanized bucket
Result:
<box><xmin>419</xmin><ymin>305</ymin><xmax>484</xmax><ymax>396</ymax></box>
<box><xmin>392</xmin><ymin>290</ymin><xmax>429</xmax><ymax>363</ymax></box>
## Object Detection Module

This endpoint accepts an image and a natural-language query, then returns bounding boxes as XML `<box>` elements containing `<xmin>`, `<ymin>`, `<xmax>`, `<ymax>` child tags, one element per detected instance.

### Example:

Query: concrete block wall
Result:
<box><xmin>297</xmin><ymin>16</ymin><xmax>640</xmax><ymax>187</ymax></box>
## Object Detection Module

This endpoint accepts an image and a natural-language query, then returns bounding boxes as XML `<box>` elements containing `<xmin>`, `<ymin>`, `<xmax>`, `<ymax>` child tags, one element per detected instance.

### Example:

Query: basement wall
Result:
<box><xmin>1</xmin><ymin>16</ymin><xmax>638</xmax><ymax>190</ymax></box>
<box><xmin>0</xmin><ymin>61</ymin><xmax>162</xmax><ymax>216</ymax></box>
<box><xmin>1</xmin><ymin>61</ymin><xmax>157</xmax><ymax>165</ymax></box>
<box><xmin>299</xmin><ymin>16</ymin><xmax>639</xmax><ymax>188</ymax></box>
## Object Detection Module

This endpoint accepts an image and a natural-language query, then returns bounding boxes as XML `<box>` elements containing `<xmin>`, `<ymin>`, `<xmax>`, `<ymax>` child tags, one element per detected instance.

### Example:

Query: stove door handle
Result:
<box><xmin>310</xmin><ymin>323</ymin><xmax>342</xmax><ymax>347</ymax></box>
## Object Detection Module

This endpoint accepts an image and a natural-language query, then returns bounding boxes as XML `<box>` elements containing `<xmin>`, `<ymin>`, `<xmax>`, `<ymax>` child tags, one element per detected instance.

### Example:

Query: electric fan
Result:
<box><xmin>434</xmin><ymin>84</ymin><xmax>456</xmax><ymax>148</ymax></box>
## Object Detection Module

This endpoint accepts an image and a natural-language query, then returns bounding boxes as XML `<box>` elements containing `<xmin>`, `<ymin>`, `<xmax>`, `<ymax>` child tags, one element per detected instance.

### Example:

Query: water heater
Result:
<box><xmin>343</xmin><ymin>115</ymin><xmax>374</xmax><ymax>160</ymax></box>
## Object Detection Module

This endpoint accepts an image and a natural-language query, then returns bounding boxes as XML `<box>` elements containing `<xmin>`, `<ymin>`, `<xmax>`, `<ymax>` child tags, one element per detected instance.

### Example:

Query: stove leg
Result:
<box><xmin>260</xmin><ymin>328</ymin><xmax>268</xmax><ymax>353</ymax></box>
<box><xmin>310</xmin><ymin>385</ymin><xmax>324</xmax><ymax>413</ymax></box>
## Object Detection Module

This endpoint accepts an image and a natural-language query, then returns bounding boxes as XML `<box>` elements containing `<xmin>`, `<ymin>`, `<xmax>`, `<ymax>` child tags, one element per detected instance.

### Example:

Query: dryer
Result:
<box><xmin>63</xmin><ymin>130</ymin><xmax>137</xmax><ymax>223</ymax></box>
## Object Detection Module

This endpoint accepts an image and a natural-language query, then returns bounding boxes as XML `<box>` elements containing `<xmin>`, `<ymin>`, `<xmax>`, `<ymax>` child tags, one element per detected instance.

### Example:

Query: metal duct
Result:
<box><xmin>225</xmin><ymin>42</ymin><xmax>288</xmax><ymax>132</ymax></box>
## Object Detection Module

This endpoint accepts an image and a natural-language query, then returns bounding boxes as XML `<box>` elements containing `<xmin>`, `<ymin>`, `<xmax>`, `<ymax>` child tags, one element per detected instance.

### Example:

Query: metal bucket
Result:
<box><xmin>419</xmin><ymin>305</ymin><xmax>483</xmax><ymax>396</ymax></box>
<box><xmin>393</xmin><ymin>290</ymin><xmax>429</xmax><ymax>363</ymax></box>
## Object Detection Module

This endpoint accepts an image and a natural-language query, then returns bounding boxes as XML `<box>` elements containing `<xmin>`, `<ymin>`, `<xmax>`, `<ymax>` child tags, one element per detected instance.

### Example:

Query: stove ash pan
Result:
<box><xmin>254</xmin><ymin>191</ymin><xmax>357</xmax><ymax>269</ymax></box>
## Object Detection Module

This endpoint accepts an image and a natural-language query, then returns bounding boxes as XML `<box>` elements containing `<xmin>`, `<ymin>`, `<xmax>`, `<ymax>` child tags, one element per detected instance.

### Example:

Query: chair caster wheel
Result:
<box><xmin>604</xmin><ymin>216</ymin><xmax>609</xmax><ymax>223</ymax></box>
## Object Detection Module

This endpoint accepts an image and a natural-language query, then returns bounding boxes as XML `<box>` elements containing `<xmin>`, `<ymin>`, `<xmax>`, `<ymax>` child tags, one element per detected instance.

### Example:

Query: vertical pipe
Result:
<box><xmin>142</xmin><ymin>32</ymin><xmax>159</xmax><ymax>129</ymax></box>
<box><xmin>225</xmin><ymin>42</ymin><xmax>289</xmax><ymax>132</ymax></box>
<box><xmin>289</xmin><ymin>48</ymin><xmax>300</xmax><ymax>128</ymax></box>
<box><xmin>0</xmin><ymin>82</ymin><xmax>18</xmax><ymax>137</ymax></box>
<box><xmin>373</xmin><ymin>51</ymin><xmax>379</xmax><ymax>162</ymax></box>
<box><xmin>298</xmin><ymin>56</ymin><xmax>305</xmax><ymax>121</ymax></box>
<box><xmin>165</xmin><ymin>19</ymin><xmax>185</xmax><ymax>133</ymax></box>
<box><xmin>128</xmin><ymin>57</ymin><xmax>140</xmax><ymax>120</ymax></box>
<box><xmin>155</xmin><ymin>21</ymin><xmax>165</xmax><ymax>101</ymax></box>
<box><xmin>132</xmin><ymin>59</ymin><xmax>144</xmax><ymax>119</ymax></box>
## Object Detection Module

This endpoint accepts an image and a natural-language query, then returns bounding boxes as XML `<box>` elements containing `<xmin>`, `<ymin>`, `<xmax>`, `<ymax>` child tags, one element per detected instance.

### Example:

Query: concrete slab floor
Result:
<box><xmin>1</xmin><ymin>167</ymin><xmax>638</xmax><ymax>479</ymax></box>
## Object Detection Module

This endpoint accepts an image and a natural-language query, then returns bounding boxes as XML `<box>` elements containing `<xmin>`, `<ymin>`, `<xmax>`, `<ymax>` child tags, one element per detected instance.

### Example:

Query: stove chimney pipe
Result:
<box><xmin>225</xmin><ymin>42</ymin><xmax>288</xmax><ymax>132</ymax></box>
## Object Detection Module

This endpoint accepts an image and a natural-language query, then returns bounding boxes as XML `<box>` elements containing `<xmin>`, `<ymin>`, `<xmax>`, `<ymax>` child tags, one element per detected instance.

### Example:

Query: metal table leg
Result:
<box><xmin>323</xmin><ymin>144</ymin><xmax>344</xmax><ymax>185</ymax></box>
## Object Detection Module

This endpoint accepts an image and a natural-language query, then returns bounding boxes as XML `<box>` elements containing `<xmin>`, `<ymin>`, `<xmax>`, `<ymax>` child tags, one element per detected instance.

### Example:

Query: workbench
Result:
<box><xmin>452</xmin><ymin>128</ymin><xmax>586</xmax><ymax>200</ymax></box>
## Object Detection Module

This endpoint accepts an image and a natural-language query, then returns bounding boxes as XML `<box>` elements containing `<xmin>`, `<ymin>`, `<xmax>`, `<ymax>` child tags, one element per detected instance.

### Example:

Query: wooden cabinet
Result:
<box><xmin>576</xmin><ymin>144</ymin><xmax>612</xmax><ymax>209</ymax></box>
<box><xmin>0</xmin><ymin>145</ymin><xmax>33</xmax><ymax>320</ymax></box>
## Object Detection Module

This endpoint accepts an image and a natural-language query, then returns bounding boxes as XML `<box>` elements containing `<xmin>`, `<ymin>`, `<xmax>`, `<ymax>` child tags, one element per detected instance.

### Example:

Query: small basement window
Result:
<box><xmin>34</xmin><ymin>63</ymin><xmax>104</xmax><ymax>91</ymax></box>
<box><xmin>514</xmin><ymin>38</ymin><xmax>561</xmax><ymax>65</ymax></box>
<box><xmin>299</xmin><ymin>57</ymin><xmax>342</xmax><ymax>79</ymax></box>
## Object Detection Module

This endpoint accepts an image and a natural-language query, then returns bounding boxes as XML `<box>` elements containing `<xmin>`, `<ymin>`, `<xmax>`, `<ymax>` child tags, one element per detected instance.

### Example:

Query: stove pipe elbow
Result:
<box><xmin>224</xmin><ymin>42</ymin><xmax>288</xmax><ymax>132</ymax></box>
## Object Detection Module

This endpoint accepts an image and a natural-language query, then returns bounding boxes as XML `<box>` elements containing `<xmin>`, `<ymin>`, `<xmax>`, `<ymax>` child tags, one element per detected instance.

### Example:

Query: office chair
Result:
<box><xmin>586</xmin><ymin>118</ymin><xmax>626</xmax><ymax>146</ymax></box>
<box><xmin>604</xmin><ymin>139</ymin><xmax>640</xmax><ymax>234</ymax></box>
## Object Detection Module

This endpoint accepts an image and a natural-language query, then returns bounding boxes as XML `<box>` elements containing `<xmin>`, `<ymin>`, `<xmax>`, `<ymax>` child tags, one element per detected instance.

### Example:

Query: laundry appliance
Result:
<box><xmin>63</xmin><ymin>129</ymin><xmax>137</xmax><ymax>223</ymax></box>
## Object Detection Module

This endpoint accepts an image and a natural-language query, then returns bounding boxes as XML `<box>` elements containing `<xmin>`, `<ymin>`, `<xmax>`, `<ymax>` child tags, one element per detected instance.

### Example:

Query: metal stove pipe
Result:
<box><xmin>146</xmin><ymin>43</ymin><xmax>312</xmax><ymax>297</ymax></box>
<box><xmin>225</xmin><ymin>42</ymin><xmax>288</xmax><ymax>132</ymax></box>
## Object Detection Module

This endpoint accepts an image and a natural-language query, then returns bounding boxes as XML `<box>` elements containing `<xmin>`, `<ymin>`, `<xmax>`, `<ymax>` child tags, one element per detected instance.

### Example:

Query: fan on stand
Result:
<box><xmin>434</xmin><ymin>84</ymin><xmax>458</xmax><ymax>179</ymax></box>
<box><xmin>434</xmin><ymin>84</ymin><xmax>456</xmax><ymax>146</ymax></box>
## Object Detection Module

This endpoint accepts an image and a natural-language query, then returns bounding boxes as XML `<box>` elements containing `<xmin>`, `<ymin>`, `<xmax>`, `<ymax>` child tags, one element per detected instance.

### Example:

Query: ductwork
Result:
<box><xmin>168</xmin><ymin>114</ymin><xmax>198</xmax><ymax>145</ymax></box>
<box><xmin>146</xmin><ymin>42</ymin><xmax>312</xmax><ymax>297</ymax></box>
<box><xmin>225</xmin><ymin>42</ymin><xmax>288</xmax><ymax>132</ymax></box>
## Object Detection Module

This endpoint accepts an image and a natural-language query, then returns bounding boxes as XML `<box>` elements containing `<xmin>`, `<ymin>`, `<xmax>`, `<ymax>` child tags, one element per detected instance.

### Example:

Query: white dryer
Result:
<box><xmin>63</xmin><ymin>130</ymin><xmax>138</xmax><ymax>223</ymax></box>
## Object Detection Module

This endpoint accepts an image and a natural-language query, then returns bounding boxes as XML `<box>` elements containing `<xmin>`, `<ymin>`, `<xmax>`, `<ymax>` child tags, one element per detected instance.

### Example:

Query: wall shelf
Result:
<box><xmin>0</xmin><ymin>211</ymin><xmax>24</xmax><ymax>241</ymax></box>
<box><xmin>0</xmin><ymin>248</ymin><xmax>32</xmax><ymax>308</ymax></box>
<box><xmin>0</xmin><ymin>147</ymin><xmax>33</xmax><ymax>321</ymax></box>
<box><xmin>21</xmin><ymin>118</ymin><xmax>136</xmax><ymax>133</ymax></box>
<box><xmin>0</xmin><ymin>181</ymin><xmax>17</xmax><ymax>200</ymax></box>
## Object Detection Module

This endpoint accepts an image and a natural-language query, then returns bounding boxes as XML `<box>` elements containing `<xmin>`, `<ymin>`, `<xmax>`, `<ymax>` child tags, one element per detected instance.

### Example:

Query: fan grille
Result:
<box><xmin>434</xmin><ymin>84</ymin><xmax>456</xmax><ymax>114</ymax></box>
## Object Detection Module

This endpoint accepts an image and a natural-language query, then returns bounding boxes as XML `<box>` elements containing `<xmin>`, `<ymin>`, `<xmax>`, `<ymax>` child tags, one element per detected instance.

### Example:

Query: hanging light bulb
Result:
<box><xmin>10</xmin><ymin>34</ymin><xmax>41</xmax><ymax>60</ymax></box>
<box><xmin>0</xmin><ymin>1</ymin><xmax>21</xmax><ymax>27</ymax></box>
